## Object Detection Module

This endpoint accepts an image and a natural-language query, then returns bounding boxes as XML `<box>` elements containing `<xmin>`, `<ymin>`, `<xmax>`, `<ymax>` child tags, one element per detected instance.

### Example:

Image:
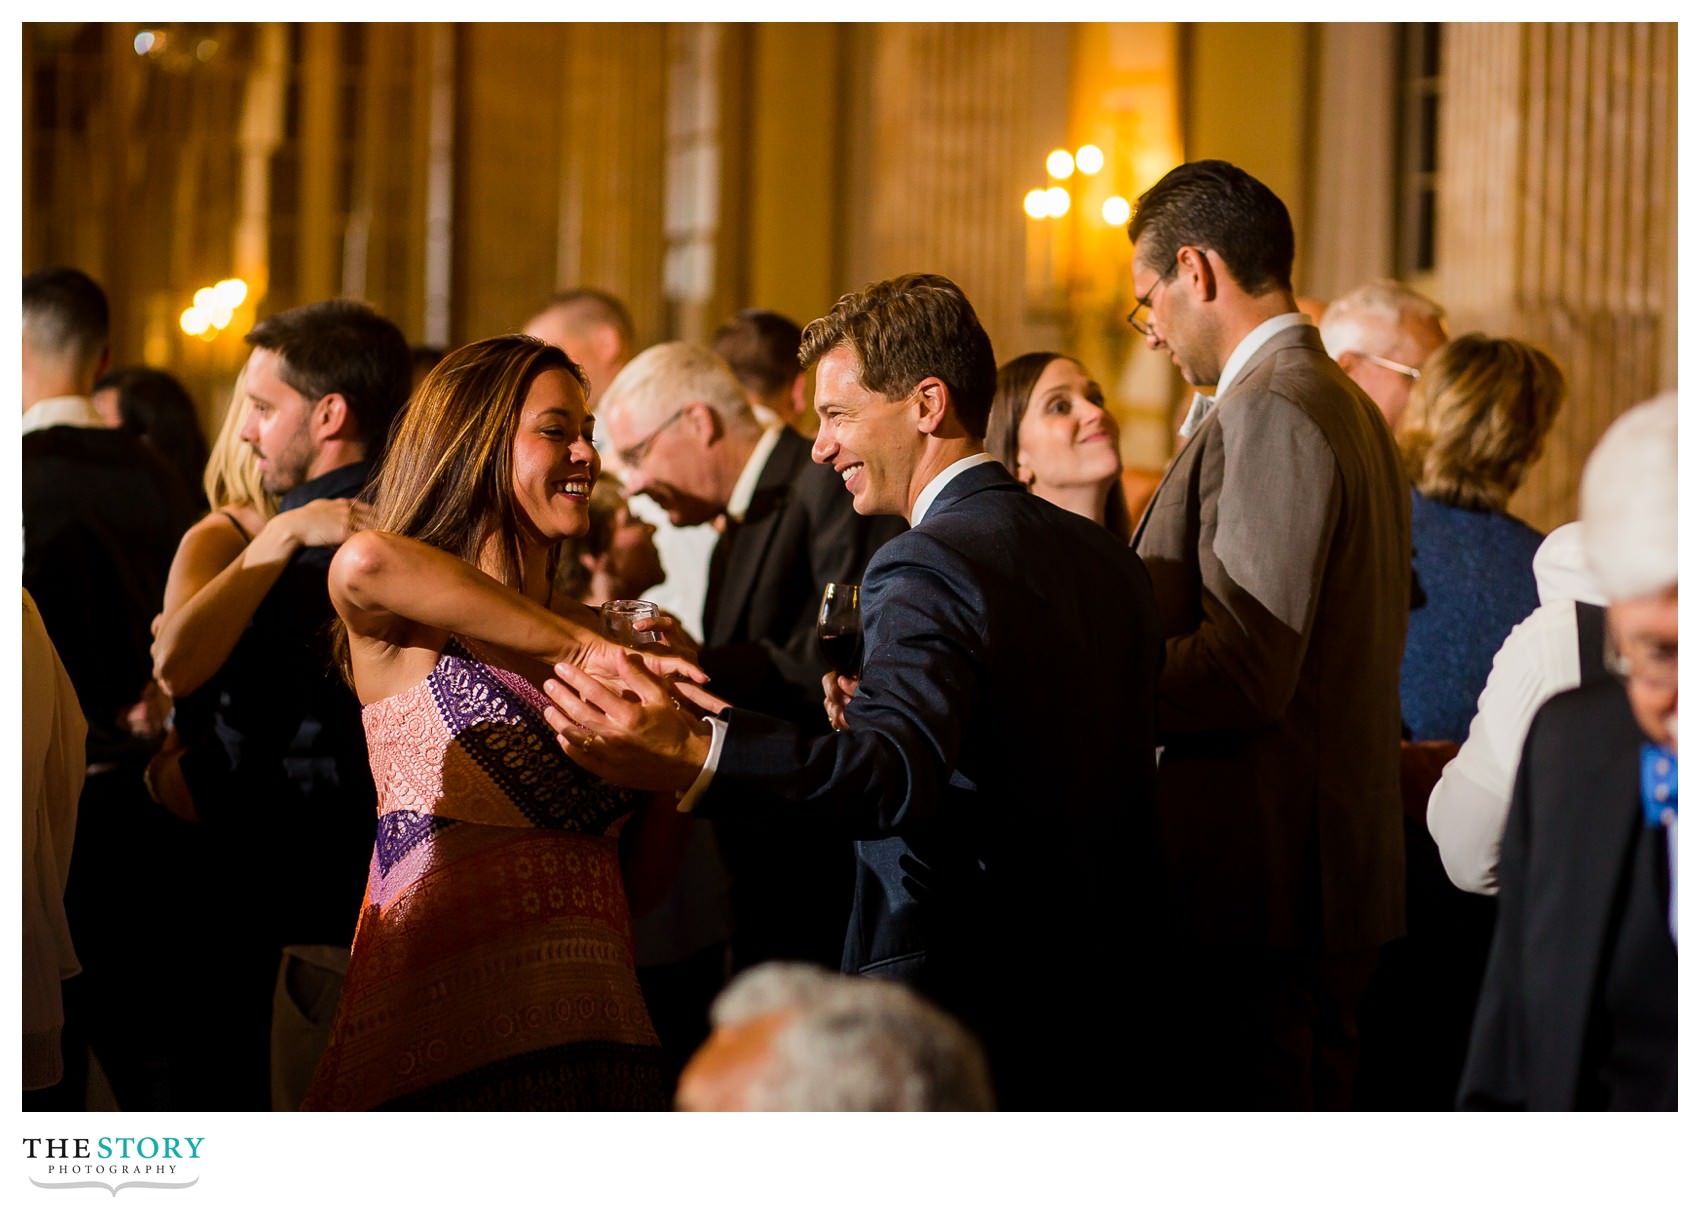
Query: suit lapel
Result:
<box><xmin>704</xmin><ymin>430</ymin><xmax>803</xmax><ymax>646</ymax></box>
<box><xmin>1130</xmin><ymin>413</ymin><xmax>1211</xmax><ymax>549</ymax></box>
<box><xmin>1129</xmin><ymin>325</ymin><xmax>1321</xmax><ymax>550</ymax></box>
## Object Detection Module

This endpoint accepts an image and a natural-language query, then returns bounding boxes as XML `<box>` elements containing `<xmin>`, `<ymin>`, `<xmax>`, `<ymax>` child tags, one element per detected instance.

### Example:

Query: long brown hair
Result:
<box><xmin>368</xmin><ymin>334</ymin><xmax>587</xmax><ymax>585</ymax></box>
<box><xmin>331</xmin><ymin>335</ymin><xmax>589</xmax><ymax>678</ymax></box>
<box><xmin>1397</xmin><ymin>333</ymin><xmax>1565</xmax><ymax>512</ymax></box>
<box><xmin>988</xmin><ymin>351</ymin><xmax>1132</xmax><ymax>540</ymax></box>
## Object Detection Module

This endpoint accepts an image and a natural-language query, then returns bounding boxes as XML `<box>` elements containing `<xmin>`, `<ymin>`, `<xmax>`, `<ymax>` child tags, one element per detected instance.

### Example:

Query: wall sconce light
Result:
<box><xmin>179</xmin><ymin>278</ymin><xmax>249</xmax><ymax>342</ymax></box>
<box><xmin>1024</xmin><ymin>145</ymin><xmax>1119</xmax><ymax>227</ymax></box>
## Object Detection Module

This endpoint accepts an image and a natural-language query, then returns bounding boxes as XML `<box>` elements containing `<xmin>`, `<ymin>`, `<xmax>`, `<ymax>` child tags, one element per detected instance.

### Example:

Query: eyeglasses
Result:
<box><xmin>1126</xmin><ymin>259</ymin><xmax>1178</xmax><ymax>337</ymax></box>
<box><xmin>1606</xmin><ymin>630</ymin><xmax>1679</xmax><ymax>694</ymax></box>
<box><xmin>616</xmin><ymin>408</ymin><xmax>685</xmax><ymax>470</ymax></box>
<box><xmin>1355</xmin><ymin>352</ymin><xmax>1422</xmax><ymax>380</ymax></box>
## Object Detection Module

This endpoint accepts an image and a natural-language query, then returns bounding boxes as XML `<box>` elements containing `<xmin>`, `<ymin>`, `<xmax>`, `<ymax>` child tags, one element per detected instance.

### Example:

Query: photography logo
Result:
<box><xmin>22</xmin><ymin>1137</ymin><xmax>203</xmax><ymax>1196</ymax></box>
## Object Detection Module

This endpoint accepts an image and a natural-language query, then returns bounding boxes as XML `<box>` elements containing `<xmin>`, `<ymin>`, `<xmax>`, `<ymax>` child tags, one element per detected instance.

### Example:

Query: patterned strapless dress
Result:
<box><xmin>301</xmin><ymin>638</ymin><xmax>667</xmax><ymax>1110</ymax></box>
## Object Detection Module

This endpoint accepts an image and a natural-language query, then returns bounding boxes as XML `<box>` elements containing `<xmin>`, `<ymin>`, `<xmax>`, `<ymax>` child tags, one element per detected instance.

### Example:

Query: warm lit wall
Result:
<box><xmin>1439</xmin><ymin>22</ymin><xmax>1676</xmax><ymax>531</ymax></box>
<box><xmin>23</xmin><ymin>19</ymin><xmax>1675</xmax><ymax>503</ymax></box>
<box><xmin>742</xmin><ymin>24</ymin><xmax>845</xmax><ymax>328</ymax></box>
<box><xmin>1183</xmin><ymin>23</ymin><xmax>1311</xmax><ymax>244</ymax></box>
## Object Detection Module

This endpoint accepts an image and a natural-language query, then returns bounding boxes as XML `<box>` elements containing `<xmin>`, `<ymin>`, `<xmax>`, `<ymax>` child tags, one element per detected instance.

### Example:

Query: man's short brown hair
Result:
<box><xmin>799</xmin><ymin>273</ymin><xmax>997</xmax><ymax>439</ymax></box>
<box><xmin>712</xmin><ymin>308</ymin><xmax>804</xmax><ymax>397</ymax></box>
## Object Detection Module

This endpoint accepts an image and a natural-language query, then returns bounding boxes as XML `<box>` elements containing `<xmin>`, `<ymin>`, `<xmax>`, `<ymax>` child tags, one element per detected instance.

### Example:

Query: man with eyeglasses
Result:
<box><xmin>597</xmin><ymin>341</ymin><xmax>902</xmax><ymax>981</ymax></box>
<box><xmin>1126</xmin><ymin>160</ymin><xmax>1412</xmax><ymax>1110</ymax></box>
<box><xmin>1459</xmin><ymin>394</ymin><xmax>1676</xmax><ymax>1111</ymax></box>
<box><xmin>1318</xmin><ymin>279</ymin><xmax>1449</xmax><ymax>430</ymax></box>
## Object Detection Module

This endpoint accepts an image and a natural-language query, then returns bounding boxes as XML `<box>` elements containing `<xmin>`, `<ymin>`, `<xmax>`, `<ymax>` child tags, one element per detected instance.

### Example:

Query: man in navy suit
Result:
<box><xmin>544</xmin><ymin>273</ymin><xmax>1163</xmax><ymax>1108</ymax></box>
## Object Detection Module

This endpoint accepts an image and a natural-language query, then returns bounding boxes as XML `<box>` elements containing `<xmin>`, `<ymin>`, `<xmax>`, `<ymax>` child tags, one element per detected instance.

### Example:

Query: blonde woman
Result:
<box><xmin>1396</xmin><ymin>333</ymin><xmax>1566</xmax><ymax>742</ymax></box>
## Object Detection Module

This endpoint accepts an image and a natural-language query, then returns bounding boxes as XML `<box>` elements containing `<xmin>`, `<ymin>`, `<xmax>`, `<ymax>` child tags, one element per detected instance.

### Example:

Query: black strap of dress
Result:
<box><xmin>217</xmin><ymin>508</ymin><xmax>254</xmax><ymax>544</ymax></box>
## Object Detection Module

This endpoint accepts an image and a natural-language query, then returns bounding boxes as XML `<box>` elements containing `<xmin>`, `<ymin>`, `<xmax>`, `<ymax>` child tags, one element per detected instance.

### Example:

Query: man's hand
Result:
<box><xmin>544</xmin><ymin>653</ymin><xmax>711</xmax><ymax>792</ymax></box>
<box><xmin>823</xmin><ymin>671</ymin><xmax>858</xmax><ymax>732</ymax></box>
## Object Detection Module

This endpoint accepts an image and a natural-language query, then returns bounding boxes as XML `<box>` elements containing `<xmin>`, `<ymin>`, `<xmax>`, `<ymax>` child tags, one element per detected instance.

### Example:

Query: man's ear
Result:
<box><xmin>92</xmin><ymin>343</ymin><xmax>112</xmax><ymax>383</ymax></box>
<box><xmin>1180</xmin><ymin>245</ymin><xmax>1219</xmax><ymax>303</ymax></box>
<box><xmin>682</xmin><ymin>400</ymin><xmax>719</xmax><ymax>444</ymax></box>
<box><xmin>913</xmin><ymin>376</ymin><xmax>950</xmax><ymax>435</ymax></box>
<box><xmin>312</xmin><ymin>392</ymin><xmax>353</xmax><ymax>442</ymax></box>
<box><xmin>788</xmin><ymin>373</ymin><xmax>808</xmax><ymax>416</ymax></box>
<box><xmin>592</xmin><ymin>323</ymin><xmax>622</xmax><ymax>367</ymax></box>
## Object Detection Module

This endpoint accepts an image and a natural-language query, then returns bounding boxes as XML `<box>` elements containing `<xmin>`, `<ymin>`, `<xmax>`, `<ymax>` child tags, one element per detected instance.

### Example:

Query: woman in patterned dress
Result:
<box><xmin>302</xmin><ymin>334</ymin><xmax>702</xmax><ymax>1111</ymax></box>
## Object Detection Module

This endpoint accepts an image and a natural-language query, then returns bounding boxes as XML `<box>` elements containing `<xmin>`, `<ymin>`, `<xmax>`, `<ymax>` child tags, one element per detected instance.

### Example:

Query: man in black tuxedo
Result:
<box><xmin>22</xmin><ymin>266</ymin><xmax>199</xmax><ymax>1109</ymax></box>
<box><xmin>599</xmin><ymin>342</ymin><xmax>902</xmax><ymax>976</ymax></box>
<box><xmin>1459</xmin><ymin>394</ymin><xmax>1677</xmax><ymax>1110</ymax></box>
<box><xmin>546</xmin><ymin>274</ymin><xmax>1163</xmax><ymax>1109</ymax></box>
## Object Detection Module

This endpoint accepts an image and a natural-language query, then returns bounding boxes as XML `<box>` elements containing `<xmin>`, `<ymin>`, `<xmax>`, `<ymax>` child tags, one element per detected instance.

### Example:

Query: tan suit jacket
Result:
<box><xmin>1134</xmin><ymin>322</ymin><xmax>1410</xmax><ymax>954</ymax></box>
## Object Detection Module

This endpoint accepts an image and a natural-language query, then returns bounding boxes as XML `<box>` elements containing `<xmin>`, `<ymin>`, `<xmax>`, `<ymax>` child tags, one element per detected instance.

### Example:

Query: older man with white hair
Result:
<box><xmin>1318</xmin><ymin>279</ymin><xmax>1448</xmax><ymax>430</ymax></box>
<box><xmin>1458</xmin><ymin>393</ymin><xmax>1676</xmax><ymax>1110</ymax></box>
<box><xmin>674</xmin><ymin>962</ymin><xmax>995</xmax><ymax>1111</ymax></box>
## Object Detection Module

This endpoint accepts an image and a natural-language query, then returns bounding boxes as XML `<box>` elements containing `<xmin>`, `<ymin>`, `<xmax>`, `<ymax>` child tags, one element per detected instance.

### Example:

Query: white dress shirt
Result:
<box><xmin>1175</xmin><ymin>312</ymin><xmax>1313</xmax><ymax>439</ymax></box>
<box><xmin>22</xmin><ymin>394</ymin><xmax>105</xmax><ymax>435</ymax></box>
<box><xmin>1427</xmin><ymin>524</ymin><xmax>1607</xmax><ymax>893</ymax></box>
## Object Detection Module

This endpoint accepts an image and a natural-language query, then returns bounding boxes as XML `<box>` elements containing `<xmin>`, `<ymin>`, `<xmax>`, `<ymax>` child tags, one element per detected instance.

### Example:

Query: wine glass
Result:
<box><xmin>817</xmin><ymin>582</ymin><xmax>863</xmax><ymax>677</ymax></box>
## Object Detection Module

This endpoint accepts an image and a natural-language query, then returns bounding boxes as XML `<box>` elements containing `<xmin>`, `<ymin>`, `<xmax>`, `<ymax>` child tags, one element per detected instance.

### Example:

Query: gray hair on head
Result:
<box><xmin>710</xmin><ymin>962</ymin><xmax>996</xmax><ymax>1112</ymax></box>
<box><xmin>1580</xmin><ymin>392</ymin><xmax>1677</xmax><ymax>602</ymax></box>
<box><xmin>598</xmin><ymin>340</ymin><xmax>757</xmax><ymax>435</ymax></box>
<box><xmin>1319</xmin><ymin>279</ymin><xmax>1447</xmax><ymax>360</ymax></box>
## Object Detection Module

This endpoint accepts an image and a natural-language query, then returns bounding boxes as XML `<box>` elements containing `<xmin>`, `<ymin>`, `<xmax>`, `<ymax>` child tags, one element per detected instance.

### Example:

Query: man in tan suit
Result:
<box><xmin>1128</xmin><ymin>161</ymin><xmax>1411</xmax><ymax>1109</ymax></box>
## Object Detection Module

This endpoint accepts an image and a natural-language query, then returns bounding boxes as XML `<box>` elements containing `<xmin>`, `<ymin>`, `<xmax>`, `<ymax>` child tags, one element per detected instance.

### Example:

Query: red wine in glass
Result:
<box><xmin>817</xmin><ymin>582</ymin><xmax>862</xmax><ymax>676</ymax></box>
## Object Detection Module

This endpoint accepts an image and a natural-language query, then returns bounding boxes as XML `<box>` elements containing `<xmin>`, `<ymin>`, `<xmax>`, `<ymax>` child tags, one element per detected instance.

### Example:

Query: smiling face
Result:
<box><xmin>510</xmin><ymin>368</ymin><xmax>600</xmax><ymax>542</ymax></box>
<box><xmin>1015</xmin><ymin>358</ymin><xmax>1122</xmax><ymax>496</ymax></box>
<box><xmin>238</xmin><ymin>346</ymin><xmax>320</xmax><ymax>494</ymax></box>
<box><xmin>809</xmin><ymin>345</ymin><xmax>923</xmax><ymax>518</ymax></box>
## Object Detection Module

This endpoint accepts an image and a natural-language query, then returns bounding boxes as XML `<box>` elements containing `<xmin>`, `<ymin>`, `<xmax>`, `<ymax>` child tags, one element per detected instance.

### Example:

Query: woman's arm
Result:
<box><xmin>152</xmin><ymin>499</ymin><xmax>360</xmax><ymax>697</ymax></box>
<box><xmin>331</xmin><ymin>530</ymin><xmax>704</xmax><ymax>700</ymax></box>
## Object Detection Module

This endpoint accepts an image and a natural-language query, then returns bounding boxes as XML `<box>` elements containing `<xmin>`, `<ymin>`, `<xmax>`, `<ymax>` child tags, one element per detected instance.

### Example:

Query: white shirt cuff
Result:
<box><xmin>675</xmin><ymin>714</ymin><xmax>726</xmax><ymax>814</ymax></box>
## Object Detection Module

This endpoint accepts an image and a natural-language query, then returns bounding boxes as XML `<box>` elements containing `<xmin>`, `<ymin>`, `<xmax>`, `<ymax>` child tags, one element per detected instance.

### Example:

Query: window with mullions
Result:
<box><xmin>1395</xmin><ymin>22</ymin><xmax>1441</xmax><ymax>278</ymax></box>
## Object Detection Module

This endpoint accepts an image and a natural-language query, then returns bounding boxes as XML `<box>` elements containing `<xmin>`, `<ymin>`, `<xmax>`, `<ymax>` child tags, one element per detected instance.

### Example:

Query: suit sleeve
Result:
<box><xmin>696</xmin><ymin>534</ymin><xmax>976</xmax><ymax>840</ymax></box>
<box><xmin>1155</xmin><ymin>394</ymin><xmax>1341</xmax><ymax>734</ymax></box>
<box><xmin>701</xmin><ymin>477</ymin><xmax>902</xmax><ymax>724</ymax></box>
<box><xmin>1455</xmin><ymin>719</ymin><xmax>1536</xmax><ymax>1110</ymax></box>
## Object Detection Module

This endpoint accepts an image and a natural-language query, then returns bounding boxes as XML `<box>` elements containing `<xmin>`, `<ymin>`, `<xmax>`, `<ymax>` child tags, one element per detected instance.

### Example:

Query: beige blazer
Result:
<box><xmin>1134</xmin><ymin>323</ymin><xmax>1411</xmax><ymax>954</ymax></box>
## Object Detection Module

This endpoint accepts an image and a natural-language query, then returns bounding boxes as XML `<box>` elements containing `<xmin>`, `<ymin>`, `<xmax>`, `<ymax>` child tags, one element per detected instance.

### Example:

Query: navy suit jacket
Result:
<box><xmin>699</xmin><ymin>460</ymin><xmax>1162</xmax><ymax>1106</ymax></box>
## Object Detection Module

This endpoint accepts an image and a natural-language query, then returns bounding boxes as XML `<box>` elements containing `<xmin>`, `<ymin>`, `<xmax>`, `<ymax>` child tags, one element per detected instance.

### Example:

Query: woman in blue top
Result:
<box><xmin>1397</xmin><ymin>333</ymin><xmax>1566</xmax><ymax>742</ymax></box>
